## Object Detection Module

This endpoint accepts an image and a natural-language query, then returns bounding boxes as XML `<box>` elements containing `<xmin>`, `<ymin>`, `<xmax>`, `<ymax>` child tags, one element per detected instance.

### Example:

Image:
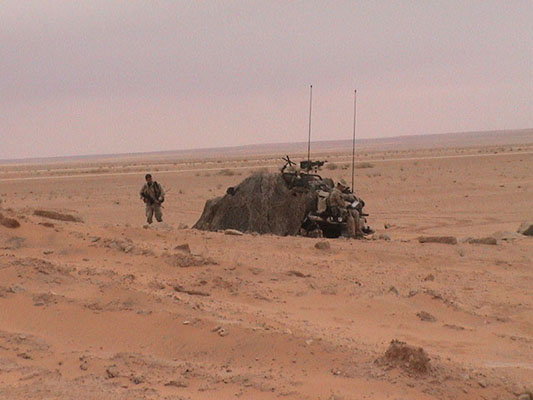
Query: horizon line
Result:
<box><xmin>2</xmin><ymin>127</ymin><xmax>532</xmax><ymax>164</ymax></box>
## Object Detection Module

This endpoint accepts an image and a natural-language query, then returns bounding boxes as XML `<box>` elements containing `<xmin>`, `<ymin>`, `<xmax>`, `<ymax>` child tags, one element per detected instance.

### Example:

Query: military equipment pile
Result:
<box><xmin>194</xmin><ymin>158</ymin><xmax>371</xmax><ymax>238</ymax></box>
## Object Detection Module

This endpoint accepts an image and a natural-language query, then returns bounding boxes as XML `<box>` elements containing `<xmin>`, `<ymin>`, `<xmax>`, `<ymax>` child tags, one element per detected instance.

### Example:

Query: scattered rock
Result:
<box><xmin>17</xmin><ymin>352</ymin><xmax>32</xmax><ymax>360</ymax></box>
<box><xmin>80</xmin><ymin>362</ymin><xmax>89</xmax><ymax>371</ymax></box>
<box><xmin>34</xmin><ymin>209</ymin><xmax>83</xmax><ymax>223</ymax></box>
<box><xmin>224</xmin><ymin>229</ymin><xmax>243</xmax><ymax>236</ymax></box>
<box><xmin>388</xmin><ymin>286</ymin><xmax>399</xmax><ymax>296</ymax></box>
<box><xmin>423</xmin><ymin>274</ymin><xmax>435</xmax><ymax>282</ymax></box>
<box><xmin>165</xmin><ymin>379</ymin><xmax>189</xmax><ymax>388</ymax></box>
<box><xmin>174</xmin><ymin>286</ymin><xmax>210</xmax><ymax>297</ymax></box>
<box><xmin>212</xmin><ymin>326</ymin><xmax>229</xmax><ymax>337</ymax></box>
<box><xmin>130</xmin><ymin>374</ymin><xmax>145</xmax><ymax>384</ymax></box>
<box><xmin>478</xmin><ymin>379</ymin><xmax>487</xmax><ymax>388</ymax></box>
<box><xmin>0</xmin><ymin>213</ymin><xmax>20</xmax><ymax>228</ymax></box>
<box><xmin>418</xmin><ymin>236</ymin><xmax>457</xmax><ymax>245</ymax></box>
<box><xmin>377</xmin><ymin>339</ymin><xmax>431</xmax><ymax>374</ymax></box>
<box><xmin>378</xmin><ymin>234</ymin><xmax>391</xmax><ymax>241</ymax></box>
<box><xmin>105</xmin><ymin>239</ymin><xmax>134</xmax><ymax>253</ymax></box>
<box><xmin>249</xmin><ymin>267</ymin><xmax>264</xmax><ymax>275</ymax></box>
<box><xmin>417</xmin><ymin>311</ymin><xmax>437</xmax><ymax>322</ymax></box>
<box><xmin>465</xmin><ymin>237</ymin><xmax>498</xmax><ymax>245</ymax></box>
<box><xmin>90</xmin><ymin>237</ymin><xmax>101</xmax><ymax>243</ymax></box>
<box><xmin>32</xmin><ymin>293</ymin><xmax>57</xmax><ymax>306</ymax></box>
<box><xmin>443</xmin><ymin>324</ymin><xmax>465</xmax><ymax>330</ymax></box>
<box><xmin>491</xmin><ymin>231</ymin><xmax>522</xmax><ymax>241</ymax></box>
<box><xmin>174</xmin><ymin>243</ymin><xmax>191</xmax><ymax>253</ymax></box>
<box><xmin>164</xmin><ymin>253</ymin><xmax>217</xmax><ymax>268</ymax></box>
<box><xmin>384</xmin><ymin>223</ymin><xmax>391</xmax><ymax>229</ymax></box>
<box><xmin>287</xmin><ymin>270</ymin><xmax>311</xmax><ymax>278</ymax></box>
<box><xmin>314</xmin><ymin>241</ymin><xmax>331</xmax><ymax>250</ymax></box>
<box><xmin>177</xmin><ymin>223</ymin><xmax>189</xmax><ymax>230</ymax></box>
<box><xmin>148</xmin><ymin>280</ymin><xmax>165</xmax><ymax>290</ymax></box>
<box><xmin>106</xmin><ymin>365</ymin><xmax>120</xmax><ymax>379</ymax></box>
<box><xmin>7</xmin><ymin>285</ymin><xmax>25</xmax><ymax>294</ymax></box>
<box><xmin>518</xmin><ymin>393</ymin><xmax>533</xmax><ymax>400</ymax></box>
<box><xmin>38</xmin><ymin>222</ymin><xmax>55</xmax><ymax>228</ymax></box>
<box><xmin>518</xmin><ymin>222</ymin><xmax>533</xmax><ymax>236</ymax></box>
<box><xmin>43</xmin><ymin>250</ymin><xmax>54</xmax><ymax>255</ymax></box>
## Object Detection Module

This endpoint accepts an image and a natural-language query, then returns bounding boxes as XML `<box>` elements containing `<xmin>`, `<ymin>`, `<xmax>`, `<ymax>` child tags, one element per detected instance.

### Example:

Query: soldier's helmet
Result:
<box><xmin>338</xmin><ymin>178</ymin><xmax>348</xmax><ymax>188</ymax></box>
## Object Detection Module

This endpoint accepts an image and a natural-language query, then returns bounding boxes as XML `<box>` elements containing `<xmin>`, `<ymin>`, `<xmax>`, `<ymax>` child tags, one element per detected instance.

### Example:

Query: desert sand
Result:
<box><xmin>0</xmin><ymin>131</ymin><xmax>532</xmax><ymax>399</ymax></box>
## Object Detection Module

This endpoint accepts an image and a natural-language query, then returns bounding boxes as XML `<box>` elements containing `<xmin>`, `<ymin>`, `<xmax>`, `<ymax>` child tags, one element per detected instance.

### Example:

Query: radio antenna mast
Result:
<box><xmin>307</xmin><ymin>85</ymin><xmax>313</xmax><ymax>170</ymax></box>
<box><xmin>351</xmin><ymin>89</ymin><xmax>357</xmax><ymax>191</ymax></box>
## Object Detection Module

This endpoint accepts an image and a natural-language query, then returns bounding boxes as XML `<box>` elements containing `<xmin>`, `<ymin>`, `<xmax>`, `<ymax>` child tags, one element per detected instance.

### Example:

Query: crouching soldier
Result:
<box><xmin>327</xmin><ymin>179</ymin><xmax>365</xmax><ymax>238</ymax></box>
<box><xmin>140</xmin><ymin>174</ymin><xmax>165</xmax><ymax>224</ymax></box>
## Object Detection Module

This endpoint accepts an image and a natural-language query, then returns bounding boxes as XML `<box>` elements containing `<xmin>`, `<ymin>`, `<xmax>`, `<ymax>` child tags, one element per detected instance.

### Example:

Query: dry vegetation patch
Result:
<box><xmin>164</xmin><ymin>252</ymin><xmax>217</xmax><ymax>268</ymax></box>
<box><xmin>217</xmin><ymin>169</ymin><xmax>236</xmax><ymax>176</ymax></box>
<box><xmin>356</xmin><ymin>161</ymin><xmax>374</xmax><ymax>169</ymax></box>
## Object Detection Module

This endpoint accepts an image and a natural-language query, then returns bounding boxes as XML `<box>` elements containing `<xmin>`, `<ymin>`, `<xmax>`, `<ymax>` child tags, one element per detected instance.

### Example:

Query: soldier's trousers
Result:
<box><xmin>146</xmin><ymin>203</ymin><xmax>163</xmax><ymax>224</ymax></box>
<box><xmin>346</xmin><ymin>210</ymin><xmax>364</xmax><ymax>239</ymax></box>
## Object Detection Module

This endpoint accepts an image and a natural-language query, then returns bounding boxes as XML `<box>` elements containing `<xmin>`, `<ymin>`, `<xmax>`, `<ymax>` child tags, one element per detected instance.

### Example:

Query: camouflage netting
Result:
<box><xmin>193</xmin><ymin>172</ymin><xmax>317</xmax><ymax>235</ymax></box>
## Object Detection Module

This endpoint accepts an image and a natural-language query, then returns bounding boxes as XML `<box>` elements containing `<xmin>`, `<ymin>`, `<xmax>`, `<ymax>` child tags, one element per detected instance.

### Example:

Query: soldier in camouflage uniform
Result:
<box><xmin>140</xmin><ymin>174</ymin><xmax>165</xmax><ymax>224</ymax></box>
<box><xmin>327</xmin><ymin>179</ymin><xmax>364</xmax><ymax>238</ymax></box>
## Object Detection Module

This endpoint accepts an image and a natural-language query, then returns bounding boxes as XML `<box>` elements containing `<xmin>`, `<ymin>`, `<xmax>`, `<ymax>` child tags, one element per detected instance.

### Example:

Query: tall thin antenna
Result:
<box><xmin>351</xmin><ymin>89</ymin><xmax>357</xmax><ymax>191</ymax></box>
<box><xmin>307</xmin><ymin>85</ymin><xmax>313</xmax><ymax>168</ymax></box>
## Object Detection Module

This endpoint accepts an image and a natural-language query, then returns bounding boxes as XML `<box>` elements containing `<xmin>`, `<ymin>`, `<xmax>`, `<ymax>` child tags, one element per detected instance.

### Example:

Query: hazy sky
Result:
<box><xmin>1</xmin><ymin>1</ymin><xmax>532</xmax><ymax>159</ymax></box>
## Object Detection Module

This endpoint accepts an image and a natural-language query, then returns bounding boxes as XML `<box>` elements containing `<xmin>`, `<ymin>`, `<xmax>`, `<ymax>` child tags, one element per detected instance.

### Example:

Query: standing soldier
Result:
<box><xmin>140</xmin><ymin>174</ymin><xmax>165</xmax><ymax>224</ymax></box>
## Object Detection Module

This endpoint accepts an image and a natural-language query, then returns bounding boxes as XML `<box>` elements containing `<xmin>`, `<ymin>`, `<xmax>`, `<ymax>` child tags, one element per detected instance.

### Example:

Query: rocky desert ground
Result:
<box><xmin>0</xmin><ymin>131</ymin><xmax>532</xmax><ymax>399</ymax></box>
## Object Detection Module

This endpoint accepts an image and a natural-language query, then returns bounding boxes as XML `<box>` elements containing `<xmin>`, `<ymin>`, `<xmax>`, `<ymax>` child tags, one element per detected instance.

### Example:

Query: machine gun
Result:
<box><xmin>300</xmin><ymin>159</ymin><xmax>327</xmax><ymax>172</ymax></box>
<box><xmin>141</xmin><ymin>192</ymin><xmax>158</xmax><ymax>205</ymax></box>
<box><xmin>280</xmin><ymin>155</ymin><xmax>325</xmax><ymax>187</ymax></box>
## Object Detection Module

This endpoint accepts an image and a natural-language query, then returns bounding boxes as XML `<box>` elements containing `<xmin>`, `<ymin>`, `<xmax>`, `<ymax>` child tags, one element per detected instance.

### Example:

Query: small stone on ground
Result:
<box><xmin>314</xmin><ymin>241</ymin><xmax>330</xmax><ymax>250</ymax></box>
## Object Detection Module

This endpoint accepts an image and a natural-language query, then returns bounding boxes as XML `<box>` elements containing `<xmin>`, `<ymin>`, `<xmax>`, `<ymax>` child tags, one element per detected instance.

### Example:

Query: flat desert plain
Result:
<box><xmin>0</xmin><ymin>132</ymin><xmax>532</xmax><ymax>399</ymax></box>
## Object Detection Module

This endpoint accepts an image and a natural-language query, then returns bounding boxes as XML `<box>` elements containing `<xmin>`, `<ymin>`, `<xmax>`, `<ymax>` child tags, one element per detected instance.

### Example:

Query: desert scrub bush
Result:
<box><xmin>356</xmin><ymin>162</ymin><xmax>374</xmax><ymax>169</ymax></box>
<box><xmin>217</xmin><ymin>169</ymin><xmax>236</xmax><ymax>176</ymax></box>
<box><xmin>326</xmin><ymin>163</ymin><xmax>338</xmax><ymax>170</ymax></box>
